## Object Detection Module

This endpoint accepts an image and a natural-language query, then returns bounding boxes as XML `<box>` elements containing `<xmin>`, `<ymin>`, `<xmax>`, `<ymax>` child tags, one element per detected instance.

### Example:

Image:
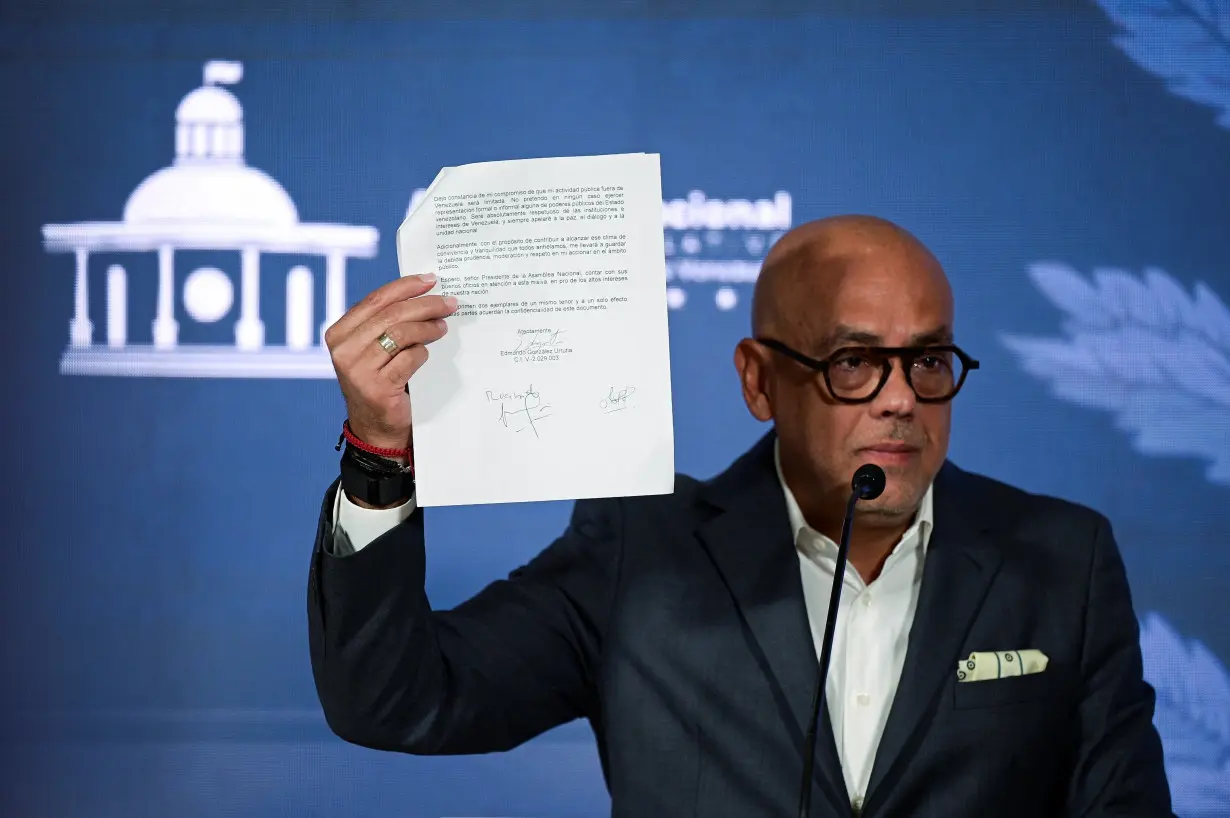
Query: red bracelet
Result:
<box><xmin>338</xmin><ymin>420</ymin><xmax>414</xmax><ymax>462</ymax></box>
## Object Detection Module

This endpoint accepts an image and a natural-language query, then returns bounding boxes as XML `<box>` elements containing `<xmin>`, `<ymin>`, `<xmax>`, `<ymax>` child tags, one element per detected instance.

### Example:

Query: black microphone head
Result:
<box><xmin>851</xmin><ymin>464</ymin><xmax>887</xmax><ymax>500</ymax></box>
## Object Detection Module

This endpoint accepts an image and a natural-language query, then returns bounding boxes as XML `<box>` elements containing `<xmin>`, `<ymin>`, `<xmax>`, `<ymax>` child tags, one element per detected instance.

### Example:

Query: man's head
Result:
<box><xmin>735</xmin><ymin>215</ymin><xmax>971</xmax><ymax>527</ymax></box>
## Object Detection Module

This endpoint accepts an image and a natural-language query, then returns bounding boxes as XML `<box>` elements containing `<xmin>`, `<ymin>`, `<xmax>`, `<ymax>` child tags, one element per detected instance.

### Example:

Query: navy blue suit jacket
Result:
<box><xmin>308</xmin><ymin>432</ymin><xmax>1173</xmax><ymax>817</ymax></box>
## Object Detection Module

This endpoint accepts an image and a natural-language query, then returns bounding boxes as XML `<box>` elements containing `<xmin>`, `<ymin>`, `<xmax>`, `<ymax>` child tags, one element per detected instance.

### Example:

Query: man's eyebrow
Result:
<box><xmin>818</xmin><ymin>324</ymin><xmax>953</xmax><ymax>348</ymax></box>
<box><xmin>822</xmin><ymin>325</ymin><xmax>883</xmax><ymax>347</ymax></box>
<box><xmin>910</xmin><ymin>326</ymin><xmax>954</xmax><ymax>345</ymax></box>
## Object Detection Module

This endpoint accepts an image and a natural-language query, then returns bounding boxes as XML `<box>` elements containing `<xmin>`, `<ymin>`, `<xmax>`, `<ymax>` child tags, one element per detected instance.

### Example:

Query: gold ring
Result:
<box><xmin>377</xmin><ymin>332</ymin><xmax>398</xmax><ymax>355</ymax></box>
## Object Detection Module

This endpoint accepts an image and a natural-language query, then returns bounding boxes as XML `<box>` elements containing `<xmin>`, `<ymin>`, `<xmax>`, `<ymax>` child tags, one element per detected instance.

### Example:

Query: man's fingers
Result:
<box><xmin>363</xmin><ymin>318</ymin><xmax>448</xmax><ymax>371</ymax></box>
<box><xmin>382</xmin><ymin>344</ymin><xmax>430</xmax><ymax>388</ymax></box>
<box><xmin>334</xmin><ymin>294</ymin><xmax>458</xmax><ymax>363</ymax></box>
<box><xmin>324</xmin><ymin>273</ymin><xmax>440</xmax><ymax>348</ymax></box>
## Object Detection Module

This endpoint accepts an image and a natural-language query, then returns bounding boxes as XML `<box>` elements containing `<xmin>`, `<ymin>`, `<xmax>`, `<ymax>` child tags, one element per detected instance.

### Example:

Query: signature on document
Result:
<box><xmin>599</xmin><ymin>385</ymin><xmax>636</xmax><ymax>413</ymax></box>
<box><xmin>488</xmin><ymin>385</ymin><xmax>553</xmax><ymax>437</ymax></box>
<box><xmin>510</xmin><ymin>328</ymin><xmax>567</xmax><ymax>354</ymax></box>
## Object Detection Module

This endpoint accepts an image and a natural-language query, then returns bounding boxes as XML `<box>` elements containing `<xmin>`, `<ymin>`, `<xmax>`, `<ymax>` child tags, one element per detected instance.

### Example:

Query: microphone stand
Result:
<box><xmin>796</xmin><ymin>489</ymin><xmax>861</xmax><ymax>818</ymax></box>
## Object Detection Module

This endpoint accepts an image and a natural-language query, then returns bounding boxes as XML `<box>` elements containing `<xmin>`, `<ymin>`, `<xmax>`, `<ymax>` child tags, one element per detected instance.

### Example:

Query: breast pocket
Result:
<box><xmin>952</xmin><ymin>670</ymin><xmax>1061</xmax><ymax>710</ymax></box>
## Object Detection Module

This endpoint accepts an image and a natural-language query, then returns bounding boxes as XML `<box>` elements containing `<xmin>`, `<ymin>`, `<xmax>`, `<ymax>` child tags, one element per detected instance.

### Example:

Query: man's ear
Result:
<box><xmin>734</xmin><ymin>339</ymin><xmax>774</xmax><ymax>423</ymax></box>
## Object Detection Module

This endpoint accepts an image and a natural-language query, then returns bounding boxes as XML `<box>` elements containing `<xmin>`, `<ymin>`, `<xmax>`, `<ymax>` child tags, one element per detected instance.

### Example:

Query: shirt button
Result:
<box><xmin>856</xmin><ymin>692</ymin><xmax>871</xmax><ymax>706</ymax></box>
<box><xmin>862</xmin><ymin>594</ymin><xmax>872</xmax><ymax>608</ymax></box>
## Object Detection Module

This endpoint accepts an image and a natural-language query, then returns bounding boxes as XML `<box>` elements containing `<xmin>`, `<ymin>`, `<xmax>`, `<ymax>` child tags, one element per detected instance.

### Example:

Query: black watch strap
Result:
<box><xmin>339</xmin><ymin>444</ymin><xmax>415</xmax><ymax>506</ymax></box>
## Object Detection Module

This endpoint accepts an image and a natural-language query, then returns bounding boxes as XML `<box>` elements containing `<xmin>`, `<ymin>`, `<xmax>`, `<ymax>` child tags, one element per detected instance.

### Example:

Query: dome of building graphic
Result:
<box><xmin>177</xmin><ymin>84</ymin><xmax>242</xmax><ymax>126</ymax></box>
<box><xmin>123</xmin><ymin>163</ymin><xmax>299</xmax><ymax>226</ymax></box>
<box><xmin>122</xmin><ymin>60</ymin><xmax>298</xmax><ymax>227</ymax></box>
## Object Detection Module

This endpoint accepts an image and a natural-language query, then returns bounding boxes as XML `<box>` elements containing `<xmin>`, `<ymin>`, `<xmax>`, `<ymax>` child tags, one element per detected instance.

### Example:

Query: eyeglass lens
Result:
<box><xmin>828</xmin><ymin>348</ymin><xmax>964</xmax><ymax>400</ymax></box>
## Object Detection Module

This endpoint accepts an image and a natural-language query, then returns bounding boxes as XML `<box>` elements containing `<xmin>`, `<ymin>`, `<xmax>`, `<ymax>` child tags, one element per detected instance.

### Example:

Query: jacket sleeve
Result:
<box><xmin>1064</xmin><ymin>515</ymin><xmax>1175</xmax><ymax>817</ymax></box>
<box><xmin>307</xmin><ymin>479</ymin><xmax>622</xmax><ymax>755</ymax></box>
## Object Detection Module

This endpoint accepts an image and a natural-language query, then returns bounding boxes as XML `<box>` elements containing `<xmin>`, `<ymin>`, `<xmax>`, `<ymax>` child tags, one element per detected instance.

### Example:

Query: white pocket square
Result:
<box><xmin>957</xmin><ymin>649</ymin><xmax>1048</xmax><ymax>682</ymax></box>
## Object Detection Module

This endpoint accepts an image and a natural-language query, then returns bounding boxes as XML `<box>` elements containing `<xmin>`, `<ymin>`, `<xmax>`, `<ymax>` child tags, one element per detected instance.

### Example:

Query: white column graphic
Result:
<box><xmin>321</xmin><ymin>250</ymin><xmax>347</xmax><ymax>343</ymax></box>
<box><xmin>235</xmin><ymin>246</ymin><xmax>265</xmax><ymax>350</ymax></box>
<box><xmin>70</xmin><ymin>248</ymin><xmax>93</xmax><ymax>347</ymax></box>
<box><xmin>286</xmin><ymin>266</ymin><xmax>314</xmax><ymax>350</ymax></box>
<box><xmin>106</xmin><ymin>264</ymin><xmax>127</xmax><ymax>348</ymax></box>
<box><xmin>152</xmin><ymin>245</ymin><xmax>179</xmax><ymax>349</ymax></box>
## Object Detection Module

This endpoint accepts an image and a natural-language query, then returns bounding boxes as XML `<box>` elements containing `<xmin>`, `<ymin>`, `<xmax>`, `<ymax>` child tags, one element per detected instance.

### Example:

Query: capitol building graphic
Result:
<box><xmin>42</xmin><ymin>60</ymin><xmax>378</xmax><ymax>378</ymax></box>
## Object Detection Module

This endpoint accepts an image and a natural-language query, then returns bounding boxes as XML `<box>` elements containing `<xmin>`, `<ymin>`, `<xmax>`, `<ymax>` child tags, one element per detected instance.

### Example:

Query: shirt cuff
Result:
<box><xmin>332</xmin><ymin>483</ymin><xmax>417</xmax><ymax>554</ymax></box>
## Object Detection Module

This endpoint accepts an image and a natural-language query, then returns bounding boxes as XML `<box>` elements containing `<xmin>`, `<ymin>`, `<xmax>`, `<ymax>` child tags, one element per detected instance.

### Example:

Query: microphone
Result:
<box><xmin>850</xmin><ymin>464</ymin><xmax>887</xmax><ymax>503</ymax></box>
<box><xmin>796</xmin><ymin>463</ymin><xmax>886</xmax><ymax>818</ymax></box>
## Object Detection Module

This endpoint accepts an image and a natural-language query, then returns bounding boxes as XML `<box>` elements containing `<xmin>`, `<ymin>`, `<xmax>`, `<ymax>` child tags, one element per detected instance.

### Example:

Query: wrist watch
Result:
<box><xmin>339</xmin><ymin>443</ymin><xmax>415</xmax><ymax>506</ymax></box>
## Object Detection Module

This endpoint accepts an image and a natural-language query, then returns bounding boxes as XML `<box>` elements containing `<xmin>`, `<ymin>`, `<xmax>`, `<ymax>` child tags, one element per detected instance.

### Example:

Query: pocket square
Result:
<box><xmin>957</xmin><ymin>649</ymin><xmax>1048</xmax><ymax>682</ymax></box>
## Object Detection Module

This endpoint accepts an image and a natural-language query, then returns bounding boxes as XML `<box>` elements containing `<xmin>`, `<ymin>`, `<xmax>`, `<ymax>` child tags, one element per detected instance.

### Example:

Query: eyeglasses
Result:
<box><xmin>756</xmin><ymin>338</ymin><xmax>980</xmax><ymax>404</ymax></box>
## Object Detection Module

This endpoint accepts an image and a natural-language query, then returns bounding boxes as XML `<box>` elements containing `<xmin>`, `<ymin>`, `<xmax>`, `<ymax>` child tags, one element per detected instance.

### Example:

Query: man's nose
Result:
<box><xmin>872</xmin><ymin>359</ymin><xmax>917</xmax><ymax>416</ymax></box>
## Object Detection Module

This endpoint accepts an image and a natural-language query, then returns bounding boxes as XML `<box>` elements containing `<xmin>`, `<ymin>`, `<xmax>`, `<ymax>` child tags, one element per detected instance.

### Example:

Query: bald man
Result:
<box><xmin>309</xmin><ymin>216</ymin><xmax>1173</xmax><ymax>817</ymax></box>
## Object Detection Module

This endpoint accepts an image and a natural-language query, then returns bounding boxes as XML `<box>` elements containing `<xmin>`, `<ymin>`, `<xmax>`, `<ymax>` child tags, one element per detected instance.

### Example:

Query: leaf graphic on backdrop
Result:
<box><xmin>1139</xmin><ymin>612</ymin><xmax>1230</xmax><ymax>816</ymax></box>
<box><xmin>1093</xmin><ymin>0</ymin><xmax>1230</xmax><ymax>129</ymax></box>
<box><xmin>1001</xmin><ymin>264</ymin><xmax>1230</xmax><ymax>485</ymax></box>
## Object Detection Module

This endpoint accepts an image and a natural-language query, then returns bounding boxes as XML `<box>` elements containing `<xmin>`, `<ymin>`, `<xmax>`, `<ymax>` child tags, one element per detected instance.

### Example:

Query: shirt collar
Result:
<box><xmin>773</xmin><ymin>439</ymin><xmax>934</xmax><ymax>555</ymax></box>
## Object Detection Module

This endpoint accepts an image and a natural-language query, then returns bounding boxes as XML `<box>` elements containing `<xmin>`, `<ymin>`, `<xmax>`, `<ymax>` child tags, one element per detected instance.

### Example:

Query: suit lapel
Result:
<box><xmin>863</xmin><ymin>463</ymin><xmax>1004</xmax><ymax>810</ymax></box>
<box><xmin>696</xmin><ymin>433</ymin><xmax>848</xmax><ymax>813</ymax></box>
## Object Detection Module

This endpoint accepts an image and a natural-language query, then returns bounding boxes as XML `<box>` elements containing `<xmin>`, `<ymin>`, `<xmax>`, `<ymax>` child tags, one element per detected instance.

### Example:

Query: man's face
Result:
<box><xmin>757</xmin><ymin>247</ymin><xmax>955</xmax><ymax>519</ymax></box>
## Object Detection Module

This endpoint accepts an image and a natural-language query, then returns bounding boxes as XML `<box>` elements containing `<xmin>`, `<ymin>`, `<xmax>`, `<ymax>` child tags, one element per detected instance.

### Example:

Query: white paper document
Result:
<box><xmin>396</xmin><ymin>153</ymin><xmax>675</xmax><ymax>507</ymax></box>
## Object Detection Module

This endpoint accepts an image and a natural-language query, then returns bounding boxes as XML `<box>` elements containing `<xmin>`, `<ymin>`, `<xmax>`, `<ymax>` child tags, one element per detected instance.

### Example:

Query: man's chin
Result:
<box><xmin>857</xmin><ymin>481</ymin><xmax>924</xmax><ymax>520</ymax></box>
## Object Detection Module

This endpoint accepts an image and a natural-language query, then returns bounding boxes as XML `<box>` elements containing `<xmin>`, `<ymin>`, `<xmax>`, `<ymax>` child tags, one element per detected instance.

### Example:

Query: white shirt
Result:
<box><xmin>332</xmin><ymin>483</ymin><xmax>417</xmax><ymax>555</ymax></box>
<box><xmin>775</xmin><ymin>443</ymin><xmax>933</xmax><ymax>811</ymax></box>
<box><xmin>333</xmin><ymin>448</ymin><xmax>933</xmax><ymax>810</ymax></box>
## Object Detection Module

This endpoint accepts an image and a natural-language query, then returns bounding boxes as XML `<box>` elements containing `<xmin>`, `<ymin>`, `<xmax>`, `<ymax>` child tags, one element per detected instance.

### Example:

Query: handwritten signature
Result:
<box><xmin>599</xmin><ymin>385</ymin><xmax>636</xmax><ymax>413</ymax></box>
<box><xmin>510</xmin><ymin>328</ymin><xmax>567</xmax><ymax>354</ymax></box>
<box><xmin>488</xmin><ymin>385</ymin><xmax>553</xmax><ymax>437</ymax></box>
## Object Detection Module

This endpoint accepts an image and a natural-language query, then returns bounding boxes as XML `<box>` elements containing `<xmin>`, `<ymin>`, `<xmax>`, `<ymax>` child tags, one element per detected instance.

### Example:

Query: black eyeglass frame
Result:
<box><xmin>755</xmin><ymin>337</ymin><xmax>981</xmax><ymax>404</ymax></box>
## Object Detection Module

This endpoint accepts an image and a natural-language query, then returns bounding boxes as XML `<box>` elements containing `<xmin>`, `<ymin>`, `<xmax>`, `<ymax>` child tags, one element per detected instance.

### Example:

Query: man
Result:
<box><xmin>308</xmin><ymin>215</ymin><xmax>1173</xmax><ymax>817</ymax></box>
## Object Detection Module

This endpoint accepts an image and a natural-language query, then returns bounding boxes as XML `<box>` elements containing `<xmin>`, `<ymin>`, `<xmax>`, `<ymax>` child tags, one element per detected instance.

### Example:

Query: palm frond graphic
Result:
<box><xmin>1094</xmin><ymin>0</ymin><xmax>1230</xmax><ymax>128</ymax></box>
<box><xmin>1001</xmin><ymin>264</ymin><xmax>1230</xmax><ymax>485</ymax></box>
<box><xmin>1140</xmin><ymin>612</ymin><xmax>1230</xmax><ymax>816</ymax></box>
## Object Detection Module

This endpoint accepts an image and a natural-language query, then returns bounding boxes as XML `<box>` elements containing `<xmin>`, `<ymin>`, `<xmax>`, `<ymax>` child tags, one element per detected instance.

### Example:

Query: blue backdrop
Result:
<box><xmin>3</xmin><ymin>2</ymin><xmax>1228</xmax><ymax>816</ymax></box>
